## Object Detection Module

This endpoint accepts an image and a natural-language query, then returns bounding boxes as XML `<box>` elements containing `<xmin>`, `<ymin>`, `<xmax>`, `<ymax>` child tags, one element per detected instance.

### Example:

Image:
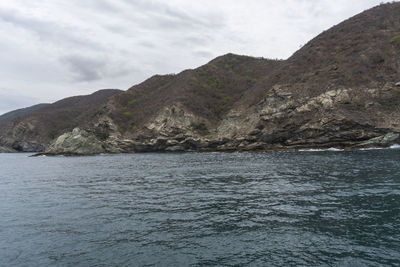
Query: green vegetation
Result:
<box><xmin>205</xmin><ymin>77</ymin><xmax>221</xmax><ymax>89</ymax></box>
<box><xmin>221</xmin><ymin>56</ymin><xmax>241</xmax><ymax>72</ymax></box>
<box><xmin>228</xmin><ymin>57</ymin><xmax>239</xmax><ymax>64</ymax></box>
<box><xmin>48</xmin><ymin>130</ymin><xmax>57</xmax><ymax>139</ymax></box>
<box><xmin>190</xmin><ymin>121</ymin><xmax>208</xmax><ymax>133</ymax></box>
<box><xmin>128</xmin><ymin>98</ymin><xmax>137</xmax><ymax>106</ymax></box>
<box><xmin>189</xmin><ymin>76</ymin><xmax>199</xmax><ymax>85</ymax></box>
<box><xmin>224</xmin><ymin>96</ymin><xmax>232</xmax><ymax>102</ymax></box>
<box><xmin>201</xmin><ymin>83</ymin><xmax>209</xmax><ymax>89</ymax></box>
<box><xmin>392</xmin><ymin>34</ymin><xmax>400</xmax><ymax>48</ymax></box>
<box><xmin>123</xmin><ymin>111</ymin><xmax>133</xmax><ymax>118</ymax></box>
<box><xmin>201</xmin><ymin>78</ymin><xmax>215</xmax><ymax>88</ymax></box>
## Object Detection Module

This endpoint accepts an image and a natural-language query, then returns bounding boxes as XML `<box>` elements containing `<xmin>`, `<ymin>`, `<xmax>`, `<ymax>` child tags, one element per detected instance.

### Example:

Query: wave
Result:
<box><xmin>359</xmin><ymin>144</ymin><xmax>400</xmax><ymax>151</ymax></box>
<box><xmin>359</xmin><ymin>147</ymin><xmax>384</xmax><ymax>151</ymax></box>
<box><xmin>299</xmin><ymin>148</ymin><xmax>344</xmax><ymax>152</ymax></box>
<box><xmin>297</xmin><ymin>145</ymin><xmax>400</xmax><ymax>152</ymax></box>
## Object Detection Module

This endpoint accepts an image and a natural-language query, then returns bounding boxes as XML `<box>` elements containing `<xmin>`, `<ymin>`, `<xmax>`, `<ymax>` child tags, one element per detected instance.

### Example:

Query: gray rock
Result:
<box><xmin>131</xmin><ymin>142</ymin><xmax>153</xmax><ymax>153</ymax></box>
<box><xmin>166</xmin><ymin>139</ymin><xmax>179</xmax><ymax>146</ymax></box>
<box><xmin>0</xmin><ymin>145</ymin><xmax>17</xmax><ymax>153</ymax></box>
<box><xmin>245</xmin><ymin>142</ymin><xmax>266</xmax><ymax>151</ymax></box>
<box><xmin>249</xmin><ymin>129</ymin><xmax>261</xmax><ymax>136</ymax></box>
<box><xmin>395</xmin><ymin>82</ymin><xmax>400</xmax><ymax>87</ymax></box>
<box><xmin>358</xmin><ymin>132</ymin><xmax>400</xmax><ymax>147</ymax></box>
<box><xmin>180</xmin><ymin>138</ymin><xmax>201</xmax><ymax>150</ymax></box>
<box><xmin>44</xmin><ymin>128</ymin><xmax>118</xmax><ymax>155</ymax></box>
<box><xmin>165</xmin><ymin>145</ymin><xmax>186</xmax><ymax>152</ymax></box>
<box><xmin>12</xmin><ymin>141</ymin><xmax>45</xmax><ymax>152</ymax></box>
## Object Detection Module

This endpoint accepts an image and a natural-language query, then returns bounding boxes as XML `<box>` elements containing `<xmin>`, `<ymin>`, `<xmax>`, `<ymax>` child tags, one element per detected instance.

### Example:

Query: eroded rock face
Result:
<box><xmin>145</xmin><ymin>104</ymin><xmax>209</xmax><ymax>137</ymax></box>
<box><xmin>210</xmin><ymin>83</ymin><xmax>398</xmax><ymax>151</ymax></box>
<box><xmin>93</xmin><ymin>83</ymin><xmax>399</xmax><ymax>153</ymax></box>
<box><xmin>0</xmin><ymin>120</ymin><xmax>46</xmax><ymax>152</ymax></box>
<box><xmin>0</xmin><ymin>146</ymin><xmax>16</xmax><ymax>153</ymax></box>
<box><xmin>44</xmin><ymin>128</ymin><xmax>120</xmax><ymax>155</ymax></box>
<box><xmin>29</xmin><ymin>81</ymin><xmax>400</xmax><ymax>155</ymax></box>
<box><xmin>357</xmin><ymin>132</ymin><xmax>400</xmax><ymax>148</ymax></box>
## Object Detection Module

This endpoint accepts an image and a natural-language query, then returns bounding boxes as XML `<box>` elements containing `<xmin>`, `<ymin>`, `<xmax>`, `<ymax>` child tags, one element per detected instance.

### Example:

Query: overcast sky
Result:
<box><xmin>0</xmin><ymin>0</ymin><xmax>393</xmax><ymax>115</ymax></box>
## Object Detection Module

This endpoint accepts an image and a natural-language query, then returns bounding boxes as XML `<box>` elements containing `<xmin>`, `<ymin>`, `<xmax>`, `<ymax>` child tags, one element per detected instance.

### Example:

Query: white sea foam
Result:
<box><xmin>359</xmin><ymin>144</ymin><xmax>400</xmax><ymax>151</ymax></box>
<box><xmin>359</xmin><ymin>147</ymin><xmax>384</xmax><ymax>151</ymax></box>
<box><xmin>327</xmin><ymin>148</ymin><xmax>344</xmax><ymax>151</ymax></box>
<box><xmin>299</xmin><ymin>148</ymin><xmax>344</xmax><ymax>152</ymax></box>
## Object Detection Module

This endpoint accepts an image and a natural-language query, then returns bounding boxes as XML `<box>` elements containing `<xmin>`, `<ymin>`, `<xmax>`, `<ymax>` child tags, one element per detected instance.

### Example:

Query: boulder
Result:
<box><xmin>43</xmin><ymin>128</ymin><xmax>118</xmax><ymax>155</ymax></box>
<box><xmin>358</xmin><ymin>132</ymin><xmax>400</xmax><ymax>148</ymax></box>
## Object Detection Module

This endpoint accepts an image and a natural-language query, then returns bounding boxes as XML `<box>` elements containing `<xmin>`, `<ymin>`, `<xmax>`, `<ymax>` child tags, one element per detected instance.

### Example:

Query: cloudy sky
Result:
<box><xmin>0</xmin><ymin>0</ymin><xmax>393</xmax><ymax>115</ymax></box>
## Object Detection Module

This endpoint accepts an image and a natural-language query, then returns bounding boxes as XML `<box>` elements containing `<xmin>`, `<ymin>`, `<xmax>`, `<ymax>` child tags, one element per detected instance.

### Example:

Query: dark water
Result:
<box><xmin>1</xmin><ymin>149</ymin><xmax>399</xmax><ymax>266</ymax></box>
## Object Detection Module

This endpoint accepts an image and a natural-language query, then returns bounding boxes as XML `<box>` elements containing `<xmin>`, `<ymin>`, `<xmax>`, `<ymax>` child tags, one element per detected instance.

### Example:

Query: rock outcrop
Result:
<box><xmin>39</xmin><ymin>128</ymin><xmax>120</xmax><ymax>156</ymax></box>
<box><xmin>356</xmin><ymin>132</ymin><xmax>400</xmax><ymax>148</ymax></box>
<box><xmin>0</xmin><ymin>146</ymin><xmax>16</xmax><ymax>153</ymax></box>
<box><xmin>0</xmin><ymin>89</ymin><xmax>122</xmax><ymax>153</ymax></box>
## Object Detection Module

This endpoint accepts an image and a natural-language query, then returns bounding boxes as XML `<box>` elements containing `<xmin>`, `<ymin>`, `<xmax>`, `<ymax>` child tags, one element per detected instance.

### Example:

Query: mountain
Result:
<box><xmin>1</xmin><ymin>2</ymin><xmax>400</xmax><ymax>155</ymax></box>
<box><xmin>108</xmin><ymin>54</ymin><xmax>281</xmax><ymax>135</ymax></box>
<box><xmin>221</xmin><ymin>1</ymin><xmax>400</xmax><ymax>150</ymax></box>
<box><xmin>0</xmin><ymin>89</ymin><xmax>122</xmax><ymax>152</ymax></box>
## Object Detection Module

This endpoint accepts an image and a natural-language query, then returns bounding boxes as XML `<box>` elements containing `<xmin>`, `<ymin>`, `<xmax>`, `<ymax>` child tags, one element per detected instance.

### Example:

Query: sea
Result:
<box><xmin>1</xmin><ymin>148</ymin><xmax>399</xmax><ymax>266</ymax></box>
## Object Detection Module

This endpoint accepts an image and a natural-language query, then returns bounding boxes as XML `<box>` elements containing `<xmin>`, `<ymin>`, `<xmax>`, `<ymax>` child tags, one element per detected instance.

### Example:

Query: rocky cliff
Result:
<box><xmin>0</xmin><ymin>89</ymin><xmax>121</xmax><ymax>152</ymax></box>
<box><xmin>1</xmin><ymin>2</ymin><xmax>400</xmax><ymax>155</ymax></box>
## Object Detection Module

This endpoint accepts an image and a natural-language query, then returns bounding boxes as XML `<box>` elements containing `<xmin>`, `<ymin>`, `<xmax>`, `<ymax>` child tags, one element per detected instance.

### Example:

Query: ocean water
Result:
<box><xmin>0</xmin><ymin>149</ymin><xmax>399</xmax><ymax>266</ymax></box>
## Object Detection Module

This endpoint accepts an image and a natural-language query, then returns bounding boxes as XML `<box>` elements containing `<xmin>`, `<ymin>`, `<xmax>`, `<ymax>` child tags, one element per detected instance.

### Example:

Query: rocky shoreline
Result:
<box><xmin>28</xmin><ymin>128</ymin><xmax>400</xmax><ymax>156</ymax></box>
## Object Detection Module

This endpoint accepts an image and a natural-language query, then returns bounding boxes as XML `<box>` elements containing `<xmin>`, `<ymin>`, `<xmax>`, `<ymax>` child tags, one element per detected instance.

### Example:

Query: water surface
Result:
<box><xmin>1</xmin><ymin>149</ymin><xmax>399</xmax><ymax>266</ymax></box>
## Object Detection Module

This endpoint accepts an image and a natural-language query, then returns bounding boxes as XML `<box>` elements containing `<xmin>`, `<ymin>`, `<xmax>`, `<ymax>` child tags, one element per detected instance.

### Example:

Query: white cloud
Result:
<box><xmin>0</xmin><ymin>0</ymin><xmax>394</xmax><ymax>114</ymax></box>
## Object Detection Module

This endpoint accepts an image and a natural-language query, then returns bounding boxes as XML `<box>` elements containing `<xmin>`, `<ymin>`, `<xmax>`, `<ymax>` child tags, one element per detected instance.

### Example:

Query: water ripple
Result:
<box><xmin>0</xmin><ymin>150</ymin><xmax>399</xmax><ymax>266</ymax></box>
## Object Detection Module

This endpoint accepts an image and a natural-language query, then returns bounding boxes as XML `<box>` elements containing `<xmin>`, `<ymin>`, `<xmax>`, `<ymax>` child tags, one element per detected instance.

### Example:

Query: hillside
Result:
<box><xmin>245</xmin><ymin>2</ymin><xmax>400</xmax><ymax>103</ymax></box>
<box><xmin>0</xmin><ymin>104</ymin><xmax>50</xmax><ymax>127</ymax></box>
<box><xmin>223</xmin><ymin>2</ymin><xmax>400</xmax><ymax>150</ymax></box>
<box><xmin>1</xmin><ymin>2</ymin><xmax>400</xmax><ymax>155</ymax></box>
<box><xmin>0</xmin><ymin>89</ymin><xmax>122</xmax><ymax>152</ymax></box>
<box><xmin>107</xmin><ymin>54</ymin><xmax>281</xmax><ymax>135</ymax></box>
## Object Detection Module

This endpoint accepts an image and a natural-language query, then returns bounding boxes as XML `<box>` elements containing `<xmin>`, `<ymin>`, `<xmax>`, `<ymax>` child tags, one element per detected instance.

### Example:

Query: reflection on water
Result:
<box><xmin>1</xmin><ymin>149</ymin><xmax>399</xmax><ymax>266</ymax></box>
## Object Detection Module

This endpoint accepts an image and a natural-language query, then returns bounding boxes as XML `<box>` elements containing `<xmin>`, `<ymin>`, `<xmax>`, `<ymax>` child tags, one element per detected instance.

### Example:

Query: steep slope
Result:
<box><xmin>0</xmin><ymin>89</ymin><xmax>122</xmax><ymax>152</ymax></box>
<box><xmin>108</xmin><ymin>54</ymin><xmax>281</xmax><ymax>134</ymax></box>
<box><xmin>245</xmin><ymin>2</ymin><xmax>400</xmax><ymax>101</ymax></box>
<box><xmin>215</xmin><ymin>2</ymin><xmax>400</xmax><ymax>150</ymax></box>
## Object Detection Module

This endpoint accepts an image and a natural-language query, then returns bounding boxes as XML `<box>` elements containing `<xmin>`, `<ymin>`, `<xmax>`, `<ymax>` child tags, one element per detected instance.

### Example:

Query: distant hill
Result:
<box><xmin>1</xmin><ymin>2</ymin><xmax>400</xmax><ymax>154</ymax></box>
<box><xmin>0</xmin><ymin>104</ymin><xmax>50</xmax><ymax>125</ymax></box>
<box><xmin>0</xmin><ymin>89</ymin><xmax>122</xmax><ymax>151</ymax></box>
